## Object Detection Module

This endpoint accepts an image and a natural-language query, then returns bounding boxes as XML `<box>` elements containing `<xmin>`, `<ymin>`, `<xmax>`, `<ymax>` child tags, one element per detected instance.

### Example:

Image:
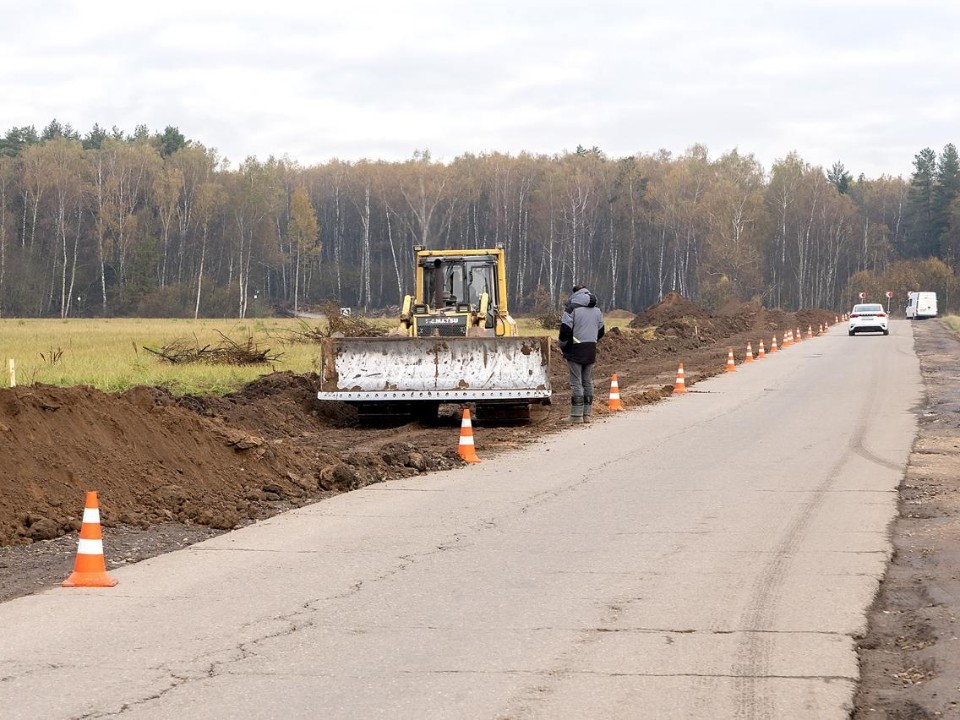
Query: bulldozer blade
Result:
<box><xmin>316</xmin><ymin>336</ymin><xmax>551</xmax><ymax>403</ymax></box>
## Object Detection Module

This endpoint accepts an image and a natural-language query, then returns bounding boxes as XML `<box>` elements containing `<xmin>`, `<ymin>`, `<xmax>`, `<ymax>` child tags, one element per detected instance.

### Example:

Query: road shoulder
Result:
<box><xmin>855</xmin><ymin>318</ymin><xmax>960</xmax><ymax>717</ymax></box>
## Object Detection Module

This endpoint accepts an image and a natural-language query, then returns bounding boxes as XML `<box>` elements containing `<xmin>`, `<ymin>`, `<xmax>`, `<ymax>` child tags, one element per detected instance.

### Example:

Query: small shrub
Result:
<box><xmin>537</xmin><ymin>311</ymin><xmax>561</xmax><ymax>330</ymax></box>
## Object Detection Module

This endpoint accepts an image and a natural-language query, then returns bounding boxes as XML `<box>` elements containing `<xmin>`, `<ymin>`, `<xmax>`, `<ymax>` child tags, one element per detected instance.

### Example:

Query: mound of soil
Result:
<box><xmin>631</xmin><ymin>292</ymin><xmax>711</xmax><ymax>327</ymax></box>
<box><xmin>0</xmin><ymin>376</ymin><xmax>462</xmax><ymax>547</ymax></box>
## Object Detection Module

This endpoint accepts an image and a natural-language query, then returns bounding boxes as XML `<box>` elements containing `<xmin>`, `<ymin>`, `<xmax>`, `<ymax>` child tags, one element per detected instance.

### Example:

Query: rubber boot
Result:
<box><xmin>568</xmin><ymin>396</ymin><xmax>584</xmax><ymax>424</ymax></box>
<box><xmin>583</xmin><ymin>395</ymin><xmax>594</xmax><ymax>423</ymax></box>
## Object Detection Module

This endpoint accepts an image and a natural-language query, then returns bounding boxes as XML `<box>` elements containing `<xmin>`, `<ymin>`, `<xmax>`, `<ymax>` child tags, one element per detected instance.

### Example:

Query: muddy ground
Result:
<box><xmin>1</xmin><ymin>295</ymin><xmax>950</xmax><ymax>713</ymax></box>
<box><xmin>853</xmin><ymin>319</ymin><xmax>960</xmax><ymax>719</ymax></box>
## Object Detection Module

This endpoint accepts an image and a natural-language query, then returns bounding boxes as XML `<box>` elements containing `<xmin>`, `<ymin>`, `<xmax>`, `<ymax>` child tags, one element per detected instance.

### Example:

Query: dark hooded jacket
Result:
<box><xmin>558</xmin><ymin>287</ymin><xmax>605</xmax><ymax>364</ymax></box>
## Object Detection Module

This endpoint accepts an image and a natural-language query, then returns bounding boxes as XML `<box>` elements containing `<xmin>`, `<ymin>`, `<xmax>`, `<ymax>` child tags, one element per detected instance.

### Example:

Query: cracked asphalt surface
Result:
<box><xmin>0</xmin><ymin>320</ymin><xmax>922</xmax><ymax>718</ymax></box>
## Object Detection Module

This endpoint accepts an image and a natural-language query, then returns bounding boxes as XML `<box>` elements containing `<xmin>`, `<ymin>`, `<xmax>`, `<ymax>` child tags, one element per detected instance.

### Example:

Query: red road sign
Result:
<box><xmin>886</xmin><ymin>291</ymin><xmax>893</xmax><ymax>298</ymax></box>
<box><xmin>859</xmin><ymin>292</ymin><xmax>866</xmax><ymax>299</ymax></box>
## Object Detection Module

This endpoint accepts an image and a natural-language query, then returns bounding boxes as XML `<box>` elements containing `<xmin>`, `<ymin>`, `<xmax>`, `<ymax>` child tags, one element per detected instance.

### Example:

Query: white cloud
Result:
<box><xmin>1</xmin><ymin>0</ymin><xmax>959</xmax><ymax>177</ymax></box>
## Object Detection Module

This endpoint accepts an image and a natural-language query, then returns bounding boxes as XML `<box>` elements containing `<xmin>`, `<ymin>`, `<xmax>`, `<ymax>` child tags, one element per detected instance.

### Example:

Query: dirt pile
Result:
<box><xmin>603</xmin><ymin>295</ymin><xmax>836</xmax><ymax>394</ymax></box>
<box><xmin>629</xmin><ymin>293</ymin><xmax>835</xmax><ymax>348</ymax></box>
<box><xmin>0</xmin><ymin>376</ymin><xmax>461</xmax><ymax>546</ymax></box>
<box><xmin>631</xmin><ymin>292</ymin><xmax>710</xmax><ymax>326</ymax></box>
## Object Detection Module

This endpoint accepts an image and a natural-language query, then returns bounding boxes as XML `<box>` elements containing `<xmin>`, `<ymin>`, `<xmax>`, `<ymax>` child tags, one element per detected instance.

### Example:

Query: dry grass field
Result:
<box><xmin>0</xmin><ymin>314</ymin><xmax>636</xmax><ymax>395</ymax></box>
<box><xmin>0</xmin><ymin>318</ymin><xmax>323</xmax><ymax>395</ymax></box>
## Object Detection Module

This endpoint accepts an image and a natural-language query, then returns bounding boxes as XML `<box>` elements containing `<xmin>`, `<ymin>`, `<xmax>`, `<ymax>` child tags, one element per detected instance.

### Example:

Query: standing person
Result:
<box><xmin>558</xmin><ymin>284</ymin><xmax>605</xmax><ymax>423</ymax></box>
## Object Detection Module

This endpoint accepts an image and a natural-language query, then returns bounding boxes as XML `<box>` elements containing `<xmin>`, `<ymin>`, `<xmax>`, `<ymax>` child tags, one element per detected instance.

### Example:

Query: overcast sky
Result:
<box><xmin>3</xmin><ymin>0</ymin><xmax>958</xmax><ymax>178</ymax></box>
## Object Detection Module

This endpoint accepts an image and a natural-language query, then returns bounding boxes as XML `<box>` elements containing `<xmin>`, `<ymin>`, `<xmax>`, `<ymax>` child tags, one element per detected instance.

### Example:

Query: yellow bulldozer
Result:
<box><xmin>315</xmin><ymin>246</ymin><xmax>552</xmax><ymax>421</ymax></box>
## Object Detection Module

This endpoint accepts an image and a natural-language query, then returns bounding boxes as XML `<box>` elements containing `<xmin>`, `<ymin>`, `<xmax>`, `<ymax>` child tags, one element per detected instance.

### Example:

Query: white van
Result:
<box><xmin>906</xmin><ymin>291</ymin><xmax>937</xmax><ymax>319</ymax></box>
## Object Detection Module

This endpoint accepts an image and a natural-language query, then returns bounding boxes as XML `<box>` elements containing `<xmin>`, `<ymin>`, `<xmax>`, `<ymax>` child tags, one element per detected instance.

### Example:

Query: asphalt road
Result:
<box><xmin>0</xmin><ymin>321</ymin><xmax>921</xmax><ymax>719</ymax></box>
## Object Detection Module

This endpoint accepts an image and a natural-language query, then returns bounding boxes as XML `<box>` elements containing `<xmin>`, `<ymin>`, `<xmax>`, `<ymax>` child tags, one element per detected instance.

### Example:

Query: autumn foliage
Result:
<box><xmin>1</xmin><ymin>123</ymin><xmax>959</xmax><ymax>318</ymax></box>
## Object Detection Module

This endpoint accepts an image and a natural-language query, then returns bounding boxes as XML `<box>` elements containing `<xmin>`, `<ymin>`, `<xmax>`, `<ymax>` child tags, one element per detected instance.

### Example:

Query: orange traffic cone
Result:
<box><xmin>457</xmin><ymin>408</ymin><xmax>480</xmax><ymax>463</ymax></box>
<box><xmin>745</xmin><ymin>342</ymin><xmax>754</xmax><ymax>363</ymax></box>
<box><xmin>62</xmin><ymin>491</ymin><xmax>117</xmax><ymax>588</ymax></box>
<box><xmin>757</xmin><ymin>340</ymin><xmax>766</xmax><ymax>359</ymax></box>
<box><xmin>818</xmin><ymin>323</ymin><xmax>824</xmax><ymax>335</ymax></box>
<box><xmin>725</xmin><ymin>348</ymin><xmax>736</xmax><ymax>372</ymax></box>
<box><xmin>608</xmin><ymin>374</ymin><xmax>624</xmax><ymax>411</ymax></box>
<box><xmin>807</xmin><ymin>325</ymin><xmax>813</xmax><ymax>339</ymax></box>
<box><xmin>795</xmin><ymin>327</ymin><xmax>802</xmax><ymax>342</ymax></box>
<box><xmin>673</xmin><ymin>363</ymin><xmax>687</xmax><ymax>394</ymax></box>
<box><xmin>770</xmin><ymin>336</ymin><xmax>778</xmax><ymax>353</ymax></box>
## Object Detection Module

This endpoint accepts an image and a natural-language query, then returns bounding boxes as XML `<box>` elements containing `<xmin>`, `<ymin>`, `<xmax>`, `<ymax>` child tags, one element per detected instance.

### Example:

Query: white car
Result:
<box><xmin>848</xmin><ymin>303</ymin><xmax>889</xmax><ymax>336</ymax></box>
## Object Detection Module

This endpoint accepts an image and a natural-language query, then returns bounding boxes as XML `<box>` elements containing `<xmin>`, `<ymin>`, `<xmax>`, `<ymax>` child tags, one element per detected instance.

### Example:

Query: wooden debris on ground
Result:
<box><xmin>272</xmin><ymin>301</ymin><xmax>388</xmax><ymax>345</ymax></box>
<box><xmin>144</xmin><ymin>332</ymin><xmax>282</xmax><ymax>365</ymax></box>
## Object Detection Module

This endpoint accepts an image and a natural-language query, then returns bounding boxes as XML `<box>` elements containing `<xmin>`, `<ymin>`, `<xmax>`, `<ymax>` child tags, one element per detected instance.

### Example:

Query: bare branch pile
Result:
<box><xmin>321</xmin><ymin>301</ymin><xmax>387</xmax><ymax>338</ymax></box>
<box><xmin>271</xmin><ymin>302</ymin><xmax>388</xmax><ymax>345</ymax></box>
<box><xmin>144</xmin><ymin>332</ymin><xmax>282</xmax><ymax>365</ymax></box>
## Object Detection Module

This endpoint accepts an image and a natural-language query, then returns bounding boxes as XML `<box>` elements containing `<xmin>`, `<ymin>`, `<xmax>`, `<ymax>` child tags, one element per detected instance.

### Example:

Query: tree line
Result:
<box><xmin>1</xmin><ymin>120</ymin><xmax>959</xmax><ymax>319</ymax></box>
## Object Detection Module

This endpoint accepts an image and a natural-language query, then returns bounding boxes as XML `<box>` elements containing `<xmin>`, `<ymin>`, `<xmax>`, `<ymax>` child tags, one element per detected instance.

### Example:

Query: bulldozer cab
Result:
<box><xmin>421</xmin><ymin>255</ymin><xmax>495</xmax><ymax>312</ymax></box>
<box><xmin>405</xmin><ymin>248</ymin><xmax>515</xmax><ymax>338</ymax></box>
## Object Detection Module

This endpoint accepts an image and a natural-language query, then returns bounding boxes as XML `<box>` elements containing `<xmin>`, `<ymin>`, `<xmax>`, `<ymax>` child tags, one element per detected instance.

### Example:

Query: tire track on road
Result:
<box><xmin>734</xmin><ymin>331</ymin><xmax>894</xmax><ymax>718</ymax></box>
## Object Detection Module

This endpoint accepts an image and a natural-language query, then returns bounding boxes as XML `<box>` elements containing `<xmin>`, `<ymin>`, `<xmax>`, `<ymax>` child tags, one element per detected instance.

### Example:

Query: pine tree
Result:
<box><xmin>155</xmin><ymin>126</ymin><xmax>187</xmax><ymax>157</ymax></box>
<box><xmin>827</xmin><ymin>161</ymin><xmax>851</xmax><ymax>194</ymax></box>
<box><xmin>82</xmin><ymin>124</ymin><xmax>108</xmax><ymax>151</ymax></box>
<box><xmin>0</xmin><ymin>126</ymin><xmax>39</xmax><ymax>157</ymax></box>
<box><xmin>906</xmin><ymin>147</ymin><xmax>938</xmax><ymax>257</ymax></box>
<box><xmin>935</xmin><ymin>143</ymin><xmax>960</xmax><ymax>251</ymax></box>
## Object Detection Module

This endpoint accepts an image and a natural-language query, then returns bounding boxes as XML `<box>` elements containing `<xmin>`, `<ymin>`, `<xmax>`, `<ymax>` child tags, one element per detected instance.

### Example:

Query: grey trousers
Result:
<box><xmin>566</xmin><ymin>360</ymin><xmax>595</xmax><ymax>400</ymax></box>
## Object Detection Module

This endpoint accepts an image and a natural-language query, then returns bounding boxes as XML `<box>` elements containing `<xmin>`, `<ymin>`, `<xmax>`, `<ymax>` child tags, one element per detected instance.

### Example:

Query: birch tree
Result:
<box><xmin>0</xmin><ymin>157</ymin><xmax>11</xmax><ymax>316</ymax></box>
<box><xmin>38</xmin><ymin>138</ymin><xmax>87</xmax><ymax>317</ymax></box>
<box><xmin>398</xmin><ymin>151</ymin><xmax>450</xmax><ymax>249</ymax></box>
<box><xmin>193</xmin><ymin>179</ymin><xmax>225</xmax><ymax>318</ymax></box>
<box><xmin>699</xmin><ymin>150</ymin><xmax>766</xmax><ymax>305</ymax></box>
<box><xmin>288</xmin><ymin>188</ymin><xmax>319</xmax><ymax>314</ymax></box>
<box><xmin>230</xmin><ymin>158</ymin><xmax>282</xmax><ymax>318</ymax></box>
<box><xmin>95</xmin><ymin>139</ymin><xmax>159</xmax><ymax>311</ymax></box>
<box><xmin>152</xmin><ymin>163</ymin><xmax>182</xmax><ymax>287</ymax></box>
